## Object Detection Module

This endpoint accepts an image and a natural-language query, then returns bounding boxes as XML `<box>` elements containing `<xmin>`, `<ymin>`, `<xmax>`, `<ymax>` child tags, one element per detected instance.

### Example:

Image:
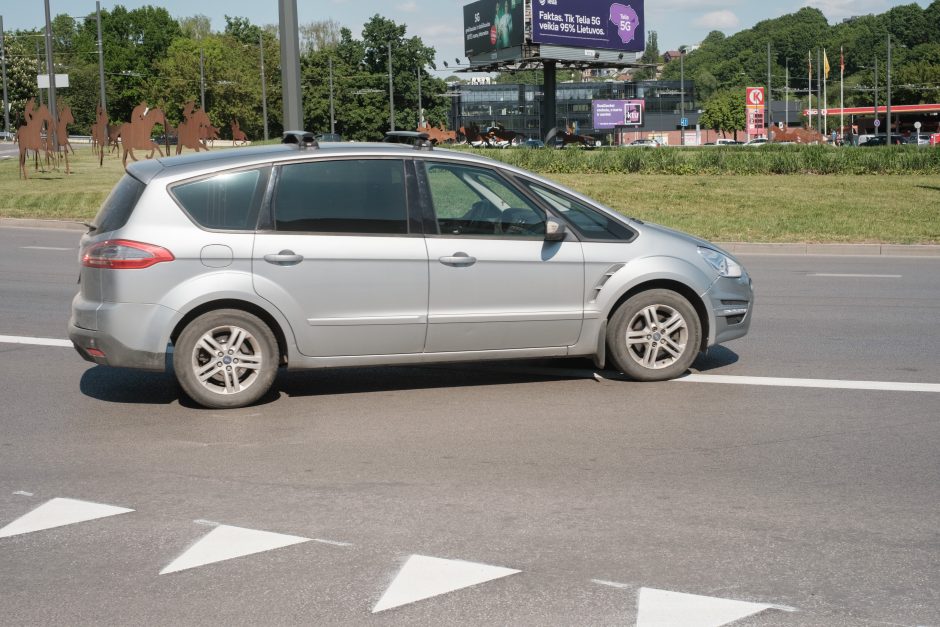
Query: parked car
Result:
<box><xmin>316</xmin><ymin>133</ymin><xmax>343</xmax><ymax>143</ymax></box>
<box><xmin>153</xmin><ymin>134</ymin><xmax>178</xmax><ymax>145</ymax></box>
<box><xmin>69</xmin><ymin>131</ymin><xmax>754</xmax><ymax>408</ymax></box>
<box><xmin>523</xmin><ymin>139</ymin><xmax>545</xmax><ymax>149</ymax></box>
<box><xmin>628</xmin><ymin>139</ymin><xmax>660</xmax><ymax>148</ymax></box>
<box><xmin>744</xmin><ymin>137</ymin><xmax>768</xmax><ymax>146</ymax></box>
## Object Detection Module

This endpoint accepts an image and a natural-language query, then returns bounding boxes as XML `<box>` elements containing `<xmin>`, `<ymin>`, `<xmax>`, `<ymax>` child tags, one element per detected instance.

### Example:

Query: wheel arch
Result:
<box><xmin>607</xmin><ymin>279</ymin><xmax>710</xmax><ymax>352</ymax></box>
<box><xmin>170</xmin><ymin>299</ymin><xmax>291</xmax><ymax>366</ymax></box>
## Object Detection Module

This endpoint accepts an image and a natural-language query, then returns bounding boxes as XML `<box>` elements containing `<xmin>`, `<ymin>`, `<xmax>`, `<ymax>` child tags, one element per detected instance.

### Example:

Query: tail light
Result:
<box><xmin>82</xmin><ymin>240</ymin><xmax>175</xmax><ymax>270</ymax></box>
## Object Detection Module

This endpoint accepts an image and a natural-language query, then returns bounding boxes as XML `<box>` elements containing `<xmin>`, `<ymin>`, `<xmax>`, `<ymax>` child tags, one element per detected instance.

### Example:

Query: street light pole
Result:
<box><xmin>679</xmin><ymin>46</ymin><xmax>684</xmax><ymax>145</ymax></box>
<box><xmin>417</xmin><ymin>66</ymin><xmax>423</xmax><ymax>128</ymax></box>
<box><xmin>199</xmin><ymin>47</ymin><xmax>205</xmax><ymax>110</ymax></box>
<box><xmin>1</xmin><ymin>15</ymin><xmax>10</xmax><ymax>138</ymax></box>
<box><xmin>873</xmin><ymin>57</ymin><xmax>878</xmax><ymax>136</ymax></box>
<box><xmin>259</xmin><ymin>32</ymin><xmax>268</xmax><ymax>141</ymax></box>
<box><xmin>388</xmin><ymin>42</ymin><xmax>395</xmax><ymax>132</ymax></box>
<box><xmin>766</xmin><ymin>41</ymin><xmax>772</xmax><ymax>135</ymax></box>
<box><xmin>886</xmin><ymin>34</ymin><xmax>892</xmax><ymax>143</ymax></box>
<box><xmin>43</xmin><ymin>0</ymin><xmax>58</xmax><ymax>149</ymax></box>
<box><xmin>278</xmin><ymin>0</ymin><xmax>303</xmax><ymax>131</ymax></box>
<box><xmin>328</xmin><ymin>56</ymin><xmax>335</xmax><ymax>134</ymax></box>
<box><xmin>96</xmin><ymin>2</ymin><xmax>107</xmax><ymax>113</ymax></box>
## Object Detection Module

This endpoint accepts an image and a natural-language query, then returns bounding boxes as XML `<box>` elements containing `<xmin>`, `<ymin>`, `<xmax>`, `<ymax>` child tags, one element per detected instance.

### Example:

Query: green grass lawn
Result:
<box><xmin>2</xmin><ymin>144</ymin><xmax>938</xmax><ymax>243</ymax></box>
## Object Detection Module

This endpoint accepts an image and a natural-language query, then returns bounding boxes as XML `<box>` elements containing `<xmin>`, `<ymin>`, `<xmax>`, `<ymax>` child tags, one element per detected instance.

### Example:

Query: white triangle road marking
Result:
<box><xmin>636</xmin><ymin>587</ymin><xmax>789</xmax><ymax>627</ymax></box>
<box><xmin>160</xmin><ymin>524</ymin><xmax>311</xmax><ymax>575</ymax></box>
<box><xmin>373</xmin><ymin>554</ymin><xmax>521</xmax><ymax>613</ymax></box>
<box><xmin>0</xmin><ymin>497</ymin><xmax>134</xmax><ymax>539</ymax></box>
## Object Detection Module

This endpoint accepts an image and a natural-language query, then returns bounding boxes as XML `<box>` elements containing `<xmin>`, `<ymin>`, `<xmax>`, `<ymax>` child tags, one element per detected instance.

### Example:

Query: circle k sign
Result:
<box><xmin>747</xmin><ymin>87</ymin><xmax>765</xmax><ymax>106</ymax></box>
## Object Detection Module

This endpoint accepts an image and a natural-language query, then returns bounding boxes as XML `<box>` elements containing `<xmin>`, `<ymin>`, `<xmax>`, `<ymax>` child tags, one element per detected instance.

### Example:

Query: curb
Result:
<box><xmin>716</xmin><ymin>242</ymin><xmax>940</xmax><ymax>257</ymax></box>
<box><xmin>1</xmin><ymin>219</ymin><xmax>938</xmax><ymax>257</ymax></box>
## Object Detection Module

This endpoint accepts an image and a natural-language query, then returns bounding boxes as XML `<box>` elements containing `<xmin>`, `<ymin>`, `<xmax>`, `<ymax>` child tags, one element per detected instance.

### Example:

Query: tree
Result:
<box><xmin>300</xmin><ymin>19</ymin><xmax>341</xmax><ymax>53</ymax></box>
<box><xmin>633</xmin><ymin>31</ymin><xmax>660</xmax><ymax>80</ymax></box>
<box><xmin>700</xmin><ymin>89</ymin><xmax>746</xmax><ymax>138</ymax></box>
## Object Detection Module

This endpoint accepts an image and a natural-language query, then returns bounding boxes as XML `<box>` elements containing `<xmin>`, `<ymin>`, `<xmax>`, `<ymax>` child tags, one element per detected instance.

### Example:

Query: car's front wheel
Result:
<box><xmin>174</xmin><ymin>309</ymin><xmax>278</xmax><ymax>409</ymax></box>
<box><xmin>607</xmin><ymin>289</ymin><xmax>702</xmax><ymax>381</ymax></box>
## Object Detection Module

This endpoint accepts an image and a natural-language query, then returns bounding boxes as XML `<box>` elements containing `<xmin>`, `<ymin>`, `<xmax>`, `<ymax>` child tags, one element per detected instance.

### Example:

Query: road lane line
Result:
<box><xmin>0</xmin><ymin>335</ymin><xmax>73</xmax><ymax>348</ymax></box>
<box><xmin>678</xmin><ymin>374</ymin><xmax>940</xmax><ymax>393</ymax></box>
<box><xmin>807</xmin><ymin>273</ymin><xmax>901</xmax><ymax>278</ymax></box>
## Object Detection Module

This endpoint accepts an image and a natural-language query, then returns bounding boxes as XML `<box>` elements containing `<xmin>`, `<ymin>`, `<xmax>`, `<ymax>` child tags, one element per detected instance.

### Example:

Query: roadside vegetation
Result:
<box><xmin>1</xmin><ymin>145</ymin><xmax>938</xmax><ymax>244</ymax></box>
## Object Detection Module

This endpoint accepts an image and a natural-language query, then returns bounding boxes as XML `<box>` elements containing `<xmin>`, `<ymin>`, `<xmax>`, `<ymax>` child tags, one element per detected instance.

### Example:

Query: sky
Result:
<box><xmin>3</xmin><ymin>0</ymin><xmax>932</xmax><ymax>76</ymax></box>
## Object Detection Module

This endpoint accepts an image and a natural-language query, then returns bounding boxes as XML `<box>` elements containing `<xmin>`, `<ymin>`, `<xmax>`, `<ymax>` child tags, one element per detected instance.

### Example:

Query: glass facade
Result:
<box><xmin>452</xmin><ymin>80</ymin><xmax>698</xmax><ymax>138</ymax></box>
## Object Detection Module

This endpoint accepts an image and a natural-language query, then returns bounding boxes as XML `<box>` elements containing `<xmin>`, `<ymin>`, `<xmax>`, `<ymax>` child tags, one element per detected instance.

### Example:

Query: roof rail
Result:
<box><xmin>282</xmin><ymin>131</ymin><xmax>319</xmax><ymax>149</ymax></box>
<box><xmin>383</xmin><ymin>131</ymin><xmax>434</xmax><ymax>150</ymax></box>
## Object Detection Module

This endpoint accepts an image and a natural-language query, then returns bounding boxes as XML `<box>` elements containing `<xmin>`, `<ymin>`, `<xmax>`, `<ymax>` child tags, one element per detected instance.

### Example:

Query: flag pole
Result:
<box><xmin>840</xmin><ymin>47</ymin><xmax>845</xmax><ymax>141</ymax></box>
<box><xmin>808</xmin><ymin>51</ymin><xmax>813</xmax><ymax>131</ymax></box>
<box><xmin>823</xmin><ymin>49</ymin><xmax>828</xmax><ymax>137</ymax></box>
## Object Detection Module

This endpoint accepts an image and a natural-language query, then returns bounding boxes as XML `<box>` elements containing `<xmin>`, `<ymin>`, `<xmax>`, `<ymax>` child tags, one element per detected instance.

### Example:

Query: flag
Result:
<box><xmin>840</xmin><ymin>47</ymin><xmax>845</xmax><ymax>74</ymax></box>
<box><xmin>808</xmin><ymin>51</ymin><xmax>812</xmax><ymax>74</ymax></box>
<box><xmin>824</xmin><ymin>50</ymin><xmax>831</xmax><ymax>80</ymax></box>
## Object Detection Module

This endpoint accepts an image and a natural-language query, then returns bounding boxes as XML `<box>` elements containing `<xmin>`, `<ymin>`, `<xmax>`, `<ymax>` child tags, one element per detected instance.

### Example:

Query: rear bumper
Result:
<box><xmin>68</xmin><ymin>298</ymin><xmax>177</xmax><ymax>371</ymax></box>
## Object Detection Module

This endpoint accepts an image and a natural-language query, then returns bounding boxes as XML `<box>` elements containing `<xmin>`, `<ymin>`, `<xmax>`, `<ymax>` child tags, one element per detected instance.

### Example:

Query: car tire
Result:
<box><xmin>174</xmin><ymin>309</ymin><xmax>278</xmax><ymax>409</ymax></box>
<box><xmin>607</xmin><ymin>289</ymin><xmax>702</xmax><ymax>381</ymax></box>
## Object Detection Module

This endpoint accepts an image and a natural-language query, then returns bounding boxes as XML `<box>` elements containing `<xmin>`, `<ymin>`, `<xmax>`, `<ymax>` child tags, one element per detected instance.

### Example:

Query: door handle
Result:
<box><xmin>439</xmin><ymin>252</ymin><xmax>477</xmax><ymax>267</ymax></box>
<box><xmin>264</xmin><ymin>250</ymin><xmax>304</xmax><ymax>266</ymax></box>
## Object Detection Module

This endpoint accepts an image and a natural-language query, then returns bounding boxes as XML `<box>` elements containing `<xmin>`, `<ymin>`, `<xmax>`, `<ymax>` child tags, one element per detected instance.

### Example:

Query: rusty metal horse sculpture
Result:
<box><xmin>16</xmin><ymin>99</ymin><xmax>54</xmax><ymax>179</ymax></box>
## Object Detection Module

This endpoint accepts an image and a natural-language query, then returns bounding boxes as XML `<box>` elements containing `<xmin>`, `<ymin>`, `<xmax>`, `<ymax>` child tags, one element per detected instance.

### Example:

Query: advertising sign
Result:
<box><xmin>532</xmin><ymin>0</ymin><xmax>645</xmax><ymax>52</ymax></box>
<box><xmin>745</xmin><ymin>87</ymin><xmax>765</xmax><ymax>136</ymax></box>
<box><xmin>464</xmin><ymin>0</ymin><xmax>524</xmax><ymax>57</ymax></box>
<box><xmin>593</xmin><ymin>99</ymin><xmax>644</xmax><ymax>129</ymax></box>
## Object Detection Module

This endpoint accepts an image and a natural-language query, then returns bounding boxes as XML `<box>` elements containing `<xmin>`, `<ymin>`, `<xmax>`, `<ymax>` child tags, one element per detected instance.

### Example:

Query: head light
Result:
<box><xmin>698</xmin><ymin>247</ymin><xmax>743</xmax><ymax>278</ymax></box>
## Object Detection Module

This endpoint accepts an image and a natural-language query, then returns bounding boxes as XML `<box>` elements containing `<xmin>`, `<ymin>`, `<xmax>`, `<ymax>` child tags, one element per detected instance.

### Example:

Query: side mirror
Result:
<box><xmin>545</xmin><ymin>219</ymin><xmax>567</xmax><ymax>242</ymax></box>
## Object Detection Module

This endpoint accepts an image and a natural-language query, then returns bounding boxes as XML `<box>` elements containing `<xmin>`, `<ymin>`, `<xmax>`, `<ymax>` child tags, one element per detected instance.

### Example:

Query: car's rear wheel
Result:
<box><xmin>607</xmin><ymin>289</ymin><xmax>702</xmax><ymax>381</ymax></box>
<box><xmin>174</xmin><ymin>309</ymin><xmax>278</xmax><ymax>409</ymax></box>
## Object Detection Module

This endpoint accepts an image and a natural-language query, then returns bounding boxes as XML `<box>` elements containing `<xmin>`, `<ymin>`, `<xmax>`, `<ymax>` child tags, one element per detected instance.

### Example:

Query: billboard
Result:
<box><xmin>593</xmin><ymin>99</ymin><xmax>644</xmax><ymax>129</ymax></box>
<box><xmin>532</xmin><ymin>0</ymin><xmax>645</xmax><ymax>52</ymax></box>
<box><xmin>464</xmin><ymin>0</ymin><xmax>525</xmax><ymax>57</ymax></box>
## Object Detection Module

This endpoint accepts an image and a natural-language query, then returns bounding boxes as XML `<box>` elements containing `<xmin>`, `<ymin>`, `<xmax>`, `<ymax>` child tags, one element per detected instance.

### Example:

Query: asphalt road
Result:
<box><xmin>0</xmin><ymin>226</ymin><xmax>938</xmax><ymax>626</ymax></box>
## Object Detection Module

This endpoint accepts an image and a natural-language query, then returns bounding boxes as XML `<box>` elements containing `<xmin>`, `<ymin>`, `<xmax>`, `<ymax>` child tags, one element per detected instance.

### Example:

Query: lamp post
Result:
<box><xmin>886</xmin><ymin>34</ymin><xmax>892</xmax><ymax>144</ymax></box>
<box><xmin>278</xmin><ymin>0</ymin><xmax>303</xmax><ymax>131</ymax></box>
<box><xmin>42</xmin><ymin>0</ymin><xmax>58</xmax><ymax>149</ymax></box>
<box><xmin>96</xmin><ymin>2</ymin><xmax>106</xmax><ymax>113</ymax></box>
<box><xmin>328</xmin><ymin>56</ymin><xmax>335</xmax><ymax>134</ymax></box>
<box><xmin>1</xmin><ymin>15</ymin><xmax>10</xmax><ymax>138</ymax></box>
<box><xmin>388</xmin><ymin>42</ymin><xmax>395</xmax><ymax>132</ymax></box>
<box><xmin>259</xmin><ymin>32</ymin><xmax>268</xmax><ymax>141</ymax></box>
<box><xmin>679</xmin><ymin>46</ymin><xmax>685</xmax><ymax>145</ymax></box>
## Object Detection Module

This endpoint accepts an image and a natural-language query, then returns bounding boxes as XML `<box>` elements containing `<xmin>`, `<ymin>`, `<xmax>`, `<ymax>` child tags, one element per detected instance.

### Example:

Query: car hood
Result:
<box><xmin>637</xmin><ymin>220</ymin><xmax>737</xmax><ymax>259</ymax></box>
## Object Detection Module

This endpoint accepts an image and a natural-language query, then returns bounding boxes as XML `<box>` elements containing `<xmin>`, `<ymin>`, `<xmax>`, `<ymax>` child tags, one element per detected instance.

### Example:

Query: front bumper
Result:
<box><xmin>705</xmin><ymin>272</ymin><xmax>755</xmax><ymax>346</ymax></box>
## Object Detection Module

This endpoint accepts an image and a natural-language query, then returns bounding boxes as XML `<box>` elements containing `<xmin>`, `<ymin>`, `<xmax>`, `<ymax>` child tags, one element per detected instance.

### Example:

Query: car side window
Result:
<box><xmin>422</xmin><ymin>162</ymin><xmax>546</xmax><ymax>237</ymax></box>
<box><xmin>525</xmin><ymin>182</ymin><xmax>636</xmax><ymax>241</ymax></box>
<box><xmin>171</xmin><ymin>169</ymin><xmax>264</xmax><ymax>231</ymax></box>
<box><xmin>273</xmin><ymin>159</ymin><xmax>408</xmax><ymax>234</ymax></box>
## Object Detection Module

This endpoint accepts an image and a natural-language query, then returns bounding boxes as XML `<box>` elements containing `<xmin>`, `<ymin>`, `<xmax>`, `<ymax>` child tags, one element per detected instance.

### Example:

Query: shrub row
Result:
<box><xmin>452</xmin><ymin>145</ymin><xmax>940</xmax><ymax>176</ymax></box>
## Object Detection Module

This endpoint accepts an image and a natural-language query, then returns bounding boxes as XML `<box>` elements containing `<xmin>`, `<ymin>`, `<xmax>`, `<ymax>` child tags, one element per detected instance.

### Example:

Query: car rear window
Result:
<box><xmin>92</xmin><ymin>174</ymin><xmax>145</xmax><ymax>233</ymax></box>
<box><xmin>171</xmin><ymin>169</ymin><xmax>265</xmax><ymax>230</ymax></box>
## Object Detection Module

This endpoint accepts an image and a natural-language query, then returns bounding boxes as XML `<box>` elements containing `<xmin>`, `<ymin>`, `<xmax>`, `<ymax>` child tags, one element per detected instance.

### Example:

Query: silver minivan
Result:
<box><xmin>69</xmin><ymin>133</ymin><xmax>753</xmax><ymax>408</ymax></box>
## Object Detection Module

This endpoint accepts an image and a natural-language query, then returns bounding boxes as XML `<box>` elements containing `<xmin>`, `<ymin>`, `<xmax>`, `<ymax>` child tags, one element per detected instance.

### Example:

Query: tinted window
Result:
<box><xmin>93</xmin><ymin>174</ymin><xmax>145</xmax><ymax>233</ymax></box>
<box><xmin>423</xmin><ymin>162</ymin><xmax>546</xmax><ymax>237</ymax></box>
<box><xmin>172</xmin><ymin>169</ymin><xmax>264</xmax><ymax>230</ymax></box>
<box><xmin>274</xmin><ymin>159</ymin><xmax>408</xmax><ymax>234</ymax></box>
<box><xmin>526</xmin><ymin>183</ymin><xmax>636</xmax><ymax>241</ymax></box>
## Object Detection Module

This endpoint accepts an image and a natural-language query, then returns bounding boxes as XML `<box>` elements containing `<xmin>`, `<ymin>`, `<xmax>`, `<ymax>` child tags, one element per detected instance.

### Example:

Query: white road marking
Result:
<box><xmin>12</xmin><ymin>491</ymin><xmax>34</xmax><ymax>497</ymax></box>
<box><xmin>592</xmin><ymin>579</ymin><xmax>633</xmax><ymax>589</ymax></box>
<box><xmin>159</xmin><ymin>524</ymin><xmax>310</xmax><ymax>575</ymax></box>
<box><xmin>20</xmin><ymin>246</ymin><xmax>73</xmax><ymax>251</ymax></box>
<box><xmin>808</xmin><ymin>273</ymin><xmax>901</xmax><ymax>278</ymax></box>
<box><xmin>636</xmin><ymin>588</ymin><xmax>794</xmax><ymax>627</ymax></box>
<box><xmin>679</xmin><ymin>374</ymin><xmax>940</xmax><ymax>393</ymax></box>
<box><xmin>372</xmin><ymin>554</ymin><xmax>520</xmax><ymax>613</ymax></box>
<box><xmin>0</xmin><ymin>335</ymin><xmax>73</xmax><ymax>348</ymax></box>
<box><xmin>312</xmin><ymin>538</ymin><xmax>353</xmax><ymax>547</ymax></box>
<box><xmin>0</xmin><ymin>497</ymin><xmax>134</xmax><ymax>539</ymax></box>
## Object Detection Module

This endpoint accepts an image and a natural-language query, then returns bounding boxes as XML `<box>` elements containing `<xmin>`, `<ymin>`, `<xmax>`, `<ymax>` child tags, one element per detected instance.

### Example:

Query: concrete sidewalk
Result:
<box><xmin>2</xmin><ymin>218</ymin><xmax>939</xmax><ymax>257</ymax></box>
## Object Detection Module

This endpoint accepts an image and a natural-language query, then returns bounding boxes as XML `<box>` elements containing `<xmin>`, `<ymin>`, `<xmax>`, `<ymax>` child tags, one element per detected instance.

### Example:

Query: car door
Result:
<box><xmin>252</xmin><ymin>157</ymin><xmax>428</xmax><ymax>357</ymax></box>
<box><xmin>418</xmin><ymin>160</ymin><xmax>584</xmax><ymax>353</ymax></box>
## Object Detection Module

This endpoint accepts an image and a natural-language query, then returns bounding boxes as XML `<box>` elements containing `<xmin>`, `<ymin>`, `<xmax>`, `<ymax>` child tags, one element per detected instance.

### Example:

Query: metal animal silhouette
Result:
<box><xmin>16</xmin><ymin>99</ymin><xmax>54</xmax><ymax>179</ymax></box>
<box><xmin>119</xmin><ymin>102</ymin><xmax>169</xmax><ymax>168</ymax></box>
<box><xmin>176</xmin><ymin>101</ymin><xmax>213</xmax><ymax>154</ymax></box>
<box><xmin>231</xmin><ymin>119</ymin><xmax>248</xmax><ymax>145</ymax></box>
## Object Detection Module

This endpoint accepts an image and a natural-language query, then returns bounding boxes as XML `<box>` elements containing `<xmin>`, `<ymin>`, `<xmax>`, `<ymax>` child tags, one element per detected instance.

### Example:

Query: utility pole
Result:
<box><xmin>36</xmin><ymin>40</ymin><xmax>43</xmax><ymax>106</ymax></box>
<box><xmin>328</xmin><ymin>56</ymin><xmax>335</xmax><ymax>134</ymax></box>
<box><xmin>43</xmin><ymin>0</ymin><xmax>58</xmax><ymax>149</ymax></box>
<box><xmin>1</xmin><ymin>15</ymin><xmax>10</xmax><ymax>138</ymax></box>
<box><xmin>96</xmin><ymin>2</ymin><xmax>107</xmax><ymax>113</ymax></box>
<box><xmin>259</xmin><ymin>32</ymin><xmax>268</xmax><ymax>141</ymax></box>
<box><xmin>278</xmin><ymin>0</ymin><xmax>303</xmax><ymax>131</ymax></box>
<box><xmin>886</xmin><ymin>34</ymin><xmax>892</xmax><ymax>144</ymax></box>
<box><xmin>388</xmin><ymin>42</ymin><xmax>395</xmax><ymax>132</ymax></box>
